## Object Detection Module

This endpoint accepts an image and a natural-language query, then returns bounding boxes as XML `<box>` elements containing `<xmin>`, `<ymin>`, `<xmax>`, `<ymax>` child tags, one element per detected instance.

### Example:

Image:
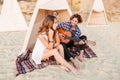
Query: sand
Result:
<box><xmin>0</xmin><ymin>22</ymin><xmax>120</xmax><ymax>80</ymax></box>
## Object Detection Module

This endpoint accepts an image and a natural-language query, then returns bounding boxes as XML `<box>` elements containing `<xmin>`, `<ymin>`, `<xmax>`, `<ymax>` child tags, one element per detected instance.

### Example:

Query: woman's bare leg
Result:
<box><xmin>42</xmin><ymin>49</ymin><xmax>79</xmax><ymax>75</ymax></box>
<box><xmin>56</xmin><ymin>44</ymin><xmax>64</xmax><ymax>58</ymax></box>
<box><xmin>70</xmin><ymin>57</ymin><xmax>80</xmax><ymax>70</ymax></box>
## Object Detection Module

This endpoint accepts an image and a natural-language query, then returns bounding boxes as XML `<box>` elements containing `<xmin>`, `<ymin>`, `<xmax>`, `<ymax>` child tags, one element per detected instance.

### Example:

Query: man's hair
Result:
<box><xmin>70</xmin><ymin>13</ymin><xmax>83</xmax><ymax>23</ymax></box>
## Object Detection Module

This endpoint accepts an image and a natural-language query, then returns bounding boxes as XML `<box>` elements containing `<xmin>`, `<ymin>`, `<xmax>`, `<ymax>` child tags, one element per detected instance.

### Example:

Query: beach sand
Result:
<box><xmin>0</xmin><ymin>22</ymin><xmax>120</xmax><ymax>80</ymax></box>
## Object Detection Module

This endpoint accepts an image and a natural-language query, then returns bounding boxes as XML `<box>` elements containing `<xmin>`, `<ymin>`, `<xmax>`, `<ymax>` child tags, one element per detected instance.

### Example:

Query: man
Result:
<box><xmin>57</xmin><ymin>13</ymin><xmax>97</xmax><ymax>63</ymax></box>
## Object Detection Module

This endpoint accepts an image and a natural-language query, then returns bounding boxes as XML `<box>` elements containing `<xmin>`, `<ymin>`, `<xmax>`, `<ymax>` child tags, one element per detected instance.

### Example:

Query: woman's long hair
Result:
<box><xmin>38</xmin><ymin>15</ymin><xmax>56</xmax><ymax>34</ymax></box>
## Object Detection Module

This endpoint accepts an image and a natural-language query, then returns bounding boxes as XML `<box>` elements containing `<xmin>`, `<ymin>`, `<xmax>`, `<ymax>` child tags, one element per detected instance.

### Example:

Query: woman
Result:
<box><xmin>32</xmin><ymin>15</ymin><xmax>78</xmax><ymax>74</ymax></box>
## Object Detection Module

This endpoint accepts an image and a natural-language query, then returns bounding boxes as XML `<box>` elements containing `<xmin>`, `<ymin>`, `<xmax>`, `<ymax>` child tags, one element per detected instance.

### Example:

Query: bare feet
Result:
<box><xmin>72</xmin><ymin>60</ymin><xmax>80</xmax><ymax>70</ymax></box>
<box><xmin>60</xmin><ymin>66</ymin><xmax>70</xmax><ymax>72</ymax></box>
<box><xmin>69</xmin><ymin>58</ymin><xmax>80</xmax><ymax>75</ymax></box>
<box><xmin>70</xmin><ymin>67</ymin><xmax>79</xmax><ymax>75</ymax></box>
<box><xmin>60</xmin><ymin>65</ymin><xmax>79</xmax><ymax>75</ymax></box>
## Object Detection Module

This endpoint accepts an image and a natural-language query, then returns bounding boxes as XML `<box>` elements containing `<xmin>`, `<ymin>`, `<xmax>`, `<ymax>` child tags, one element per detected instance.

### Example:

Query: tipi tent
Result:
<box><xmin>0</xmin><ymin>0</ymin><xmax>28</xmax><ymax>31</ymax></box>
<box><xmin>86</xmin><ymin>0</ymin><xmax>109</xmax><ymax>27</ymax></box>
<box><xmin>20</xmin><ymin>0</ymin><xmax>72</xmax><ymax>53</ymax></box>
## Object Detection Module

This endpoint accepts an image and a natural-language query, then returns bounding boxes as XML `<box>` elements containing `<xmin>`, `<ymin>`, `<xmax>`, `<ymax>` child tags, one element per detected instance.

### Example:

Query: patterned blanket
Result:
<box><xmin>16</xmin><ymin>45</ymin><xmax>97</xmax><ymax>76</ymax></box>
<box><xmin>16</xmin><ymin>50</ymin><xmax>57</xmax><ymax>76</ymax></box>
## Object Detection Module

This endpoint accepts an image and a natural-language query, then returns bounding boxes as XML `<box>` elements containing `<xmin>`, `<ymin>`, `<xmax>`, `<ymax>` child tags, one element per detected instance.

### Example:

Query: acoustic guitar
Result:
<box><xmin>57</xmin><ymin>28</ymin><xmax>72</xmax><ymax>44</ymax></box>
<box><xmin>57</xmin><ymin>28</ymin><xmax>96</xmax><ymax>46</ymax></box>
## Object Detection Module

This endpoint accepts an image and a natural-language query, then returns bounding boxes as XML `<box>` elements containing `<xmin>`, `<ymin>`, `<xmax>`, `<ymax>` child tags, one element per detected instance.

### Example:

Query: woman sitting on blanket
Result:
<box><xmin>32</xmin><ymin>15</ymin><xmax>78</xmax><ymax>75</ymax></box>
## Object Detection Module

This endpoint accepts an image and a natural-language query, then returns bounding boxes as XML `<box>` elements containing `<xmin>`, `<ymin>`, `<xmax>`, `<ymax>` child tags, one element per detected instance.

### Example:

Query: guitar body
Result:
<box><xmin>57</xmin><ymin>28</ymin><xmax>96</xmax><ymax>46</ymax></box>
<box><xmin>57</xmin><ymin>28</ymin><xmax>72</xmax><ymax>44</ymax></box>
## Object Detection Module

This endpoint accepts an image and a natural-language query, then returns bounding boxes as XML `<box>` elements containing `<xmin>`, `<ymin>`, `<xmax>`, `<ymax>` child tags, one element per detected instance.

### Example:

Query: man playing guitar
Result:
<box><xmin>57</xmin><ymin>14</ymin><xmax>97</xmax><ymax>63</ymax></box>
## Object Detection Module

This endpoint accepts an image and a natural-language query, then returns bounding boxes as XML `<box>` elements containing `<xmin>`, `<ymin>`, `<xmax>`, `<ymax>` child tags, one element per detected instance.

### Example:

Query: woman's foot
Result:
<box><xmin>60</xmin><ymin>66</ymin><xmax>70</xmax><ymax>72</ymax></box>
<box><xmin>72</xmin><ymin>61</ymin><xmax>80</xmax><ymax>70</ymax></box>
<box><xmin>60</xmin><ymin>64</ymin><xmax>79</xmax><ymax>75</ymax></box>
<box><xmin>71</xmin><ymin>67</ymin><xmax>79</xmax><ymax>75</ymax></box>
<box><xmin>69</xmin><ymin>58</ymin><xmax>80</xmax><ymax>73</ymax></box>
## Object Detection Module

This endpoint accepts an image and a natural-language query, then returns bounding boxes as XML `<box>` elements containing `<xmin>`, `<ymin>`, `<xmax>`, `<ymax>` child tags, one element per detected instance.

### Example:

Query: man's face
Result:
<box><xmin>70</xmin><ymin>18</ymin><xmax>78</xmax><ymax>27</ymax></box>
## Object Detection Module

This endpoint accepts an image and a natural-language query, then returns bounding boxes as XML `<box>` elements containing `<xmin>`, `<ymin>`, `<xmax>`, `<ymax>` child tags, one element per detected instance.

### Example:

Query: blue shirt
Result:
<box><xmin>57</xmin><ymin>21</ymin><xmax>82</xmax><ymax>42</ymax></box>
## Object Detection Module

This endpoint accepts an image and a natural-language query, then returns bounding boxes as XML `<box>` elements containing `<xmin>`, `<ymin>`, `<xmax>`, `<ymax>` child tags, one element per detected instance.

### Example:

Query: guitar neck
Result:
<box><xmin>66</xmin><ymin>36</ymin><xmax>80</xmax><ymax>42</ymax></box>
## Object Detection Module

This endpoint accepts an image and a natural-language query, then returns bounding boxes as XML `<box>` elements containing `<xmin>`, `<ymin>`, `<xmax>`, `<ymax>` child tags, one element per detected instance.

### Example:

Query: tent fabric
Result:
<box><xmin>0</xmin><ymin>0</ymin><xmax>28</xmax><ymax>32</ymax></box>
<box><xmin>93</xmin><ymin>0</ymin><xmax>104</xmax><ymax>12</ymax></box>
<box><xmin>37</xmin><ymin>0</ymin><xmax>71</xmax><ymax>10</ymax></box>
<box><xmin>86</xmin><ymin>0</ymin><xmax>109</xmax><ymax>27</ymax></box>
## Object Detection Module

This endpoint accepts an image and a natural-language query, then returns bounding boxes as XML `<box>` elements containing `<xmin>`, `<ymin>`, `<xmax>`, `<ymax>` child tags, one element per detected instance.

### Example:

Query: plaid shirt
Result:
<box><xmin>57</xmin><ymin>21</ymin><xmax>82</xmax><ymax>42</ymax></box>
<box><xmin>57</xmin><ymin>22</ymin><xmax>97</xmax><ymax>59</ymax></box>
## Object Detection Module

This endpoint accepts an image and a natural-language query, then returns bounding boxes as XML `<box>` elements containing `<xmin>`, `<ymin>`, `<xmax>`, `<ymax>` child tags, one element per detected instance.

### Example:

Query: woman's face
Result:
<box><xmin>70</xmin><ymin>18</ymin><xmax>78</xmax><ymax>27</ymax></box>
<box><xmin>53</xmin><ymin>19</ymin><xmax>58</xmax><ymax>30</ymax></box>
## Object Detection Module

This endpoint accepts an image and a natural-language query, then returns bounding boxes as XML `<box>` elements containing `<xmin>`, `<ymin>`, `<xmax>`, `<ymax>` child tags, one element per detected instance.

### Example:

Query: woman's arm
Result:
<box><xmin>38</xmin><ymin>29</ymin><xmax>54</xmax><ymax>50</ymax></box>
<box><xmin>38</xmin><ymin>33</ymin><xmax>49</xmax><ymax>48</ymax></box>
<box><xmin>47</xmin><ymin>29</ymin><xmax>54</xmax><ymax>49</ymax></box>
<box><xmin>54</xmin><ymin>31</ymin><xmax>60</xmax><ymax>47</ymax></box>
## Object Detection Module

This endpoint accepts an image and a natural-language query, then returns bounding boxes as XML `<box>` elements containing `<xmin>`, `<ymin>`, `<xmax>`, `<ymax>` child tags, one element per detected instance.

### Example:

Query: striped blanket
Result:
<box><xmin>84</xmin><ymin>45</ymin><xmax>97</xmax><ymax>58</ymax></box>
<box><xmin>69</xmin><ymin>44</ymin><xmax>97</xmax><ymax>58</ymax></box>
<box><xmin>16</xmin><ymin>45</ymin><xmax>97</xmax><ymax>76</ymax></box>
<box><xmin>16</xmin><ymin>50</ymin><xmax>57</xmax><ymax>76</ymax></box>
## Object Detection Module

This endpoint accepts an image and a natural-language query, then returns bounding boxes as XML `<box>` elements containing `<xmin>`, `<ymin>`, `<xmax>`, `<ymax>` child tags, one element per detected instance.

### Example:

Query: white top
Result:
<box><xmin>32</xmin><ymin>33</ymin><xmax>47</xmax><ymax>64</ymax></box>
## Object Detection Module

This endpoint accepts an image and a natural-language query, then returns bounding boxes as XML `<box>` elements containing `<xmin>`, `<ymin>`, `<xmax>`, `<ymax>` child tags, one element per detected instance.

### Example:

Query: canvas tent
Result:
<box><xmin>20</xmin><ymin>0</ymin><xmax>72</xmax><ymax>53</ymax></box>
<box><xmin>86</xmin><ymin>0</ymin><xmax>109</xmax><ymax>27</ymax></box>
<box><xmin>0</xmin><ymin>0</ymin><xmax>28</xmax><ymax>32</ymax></box>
